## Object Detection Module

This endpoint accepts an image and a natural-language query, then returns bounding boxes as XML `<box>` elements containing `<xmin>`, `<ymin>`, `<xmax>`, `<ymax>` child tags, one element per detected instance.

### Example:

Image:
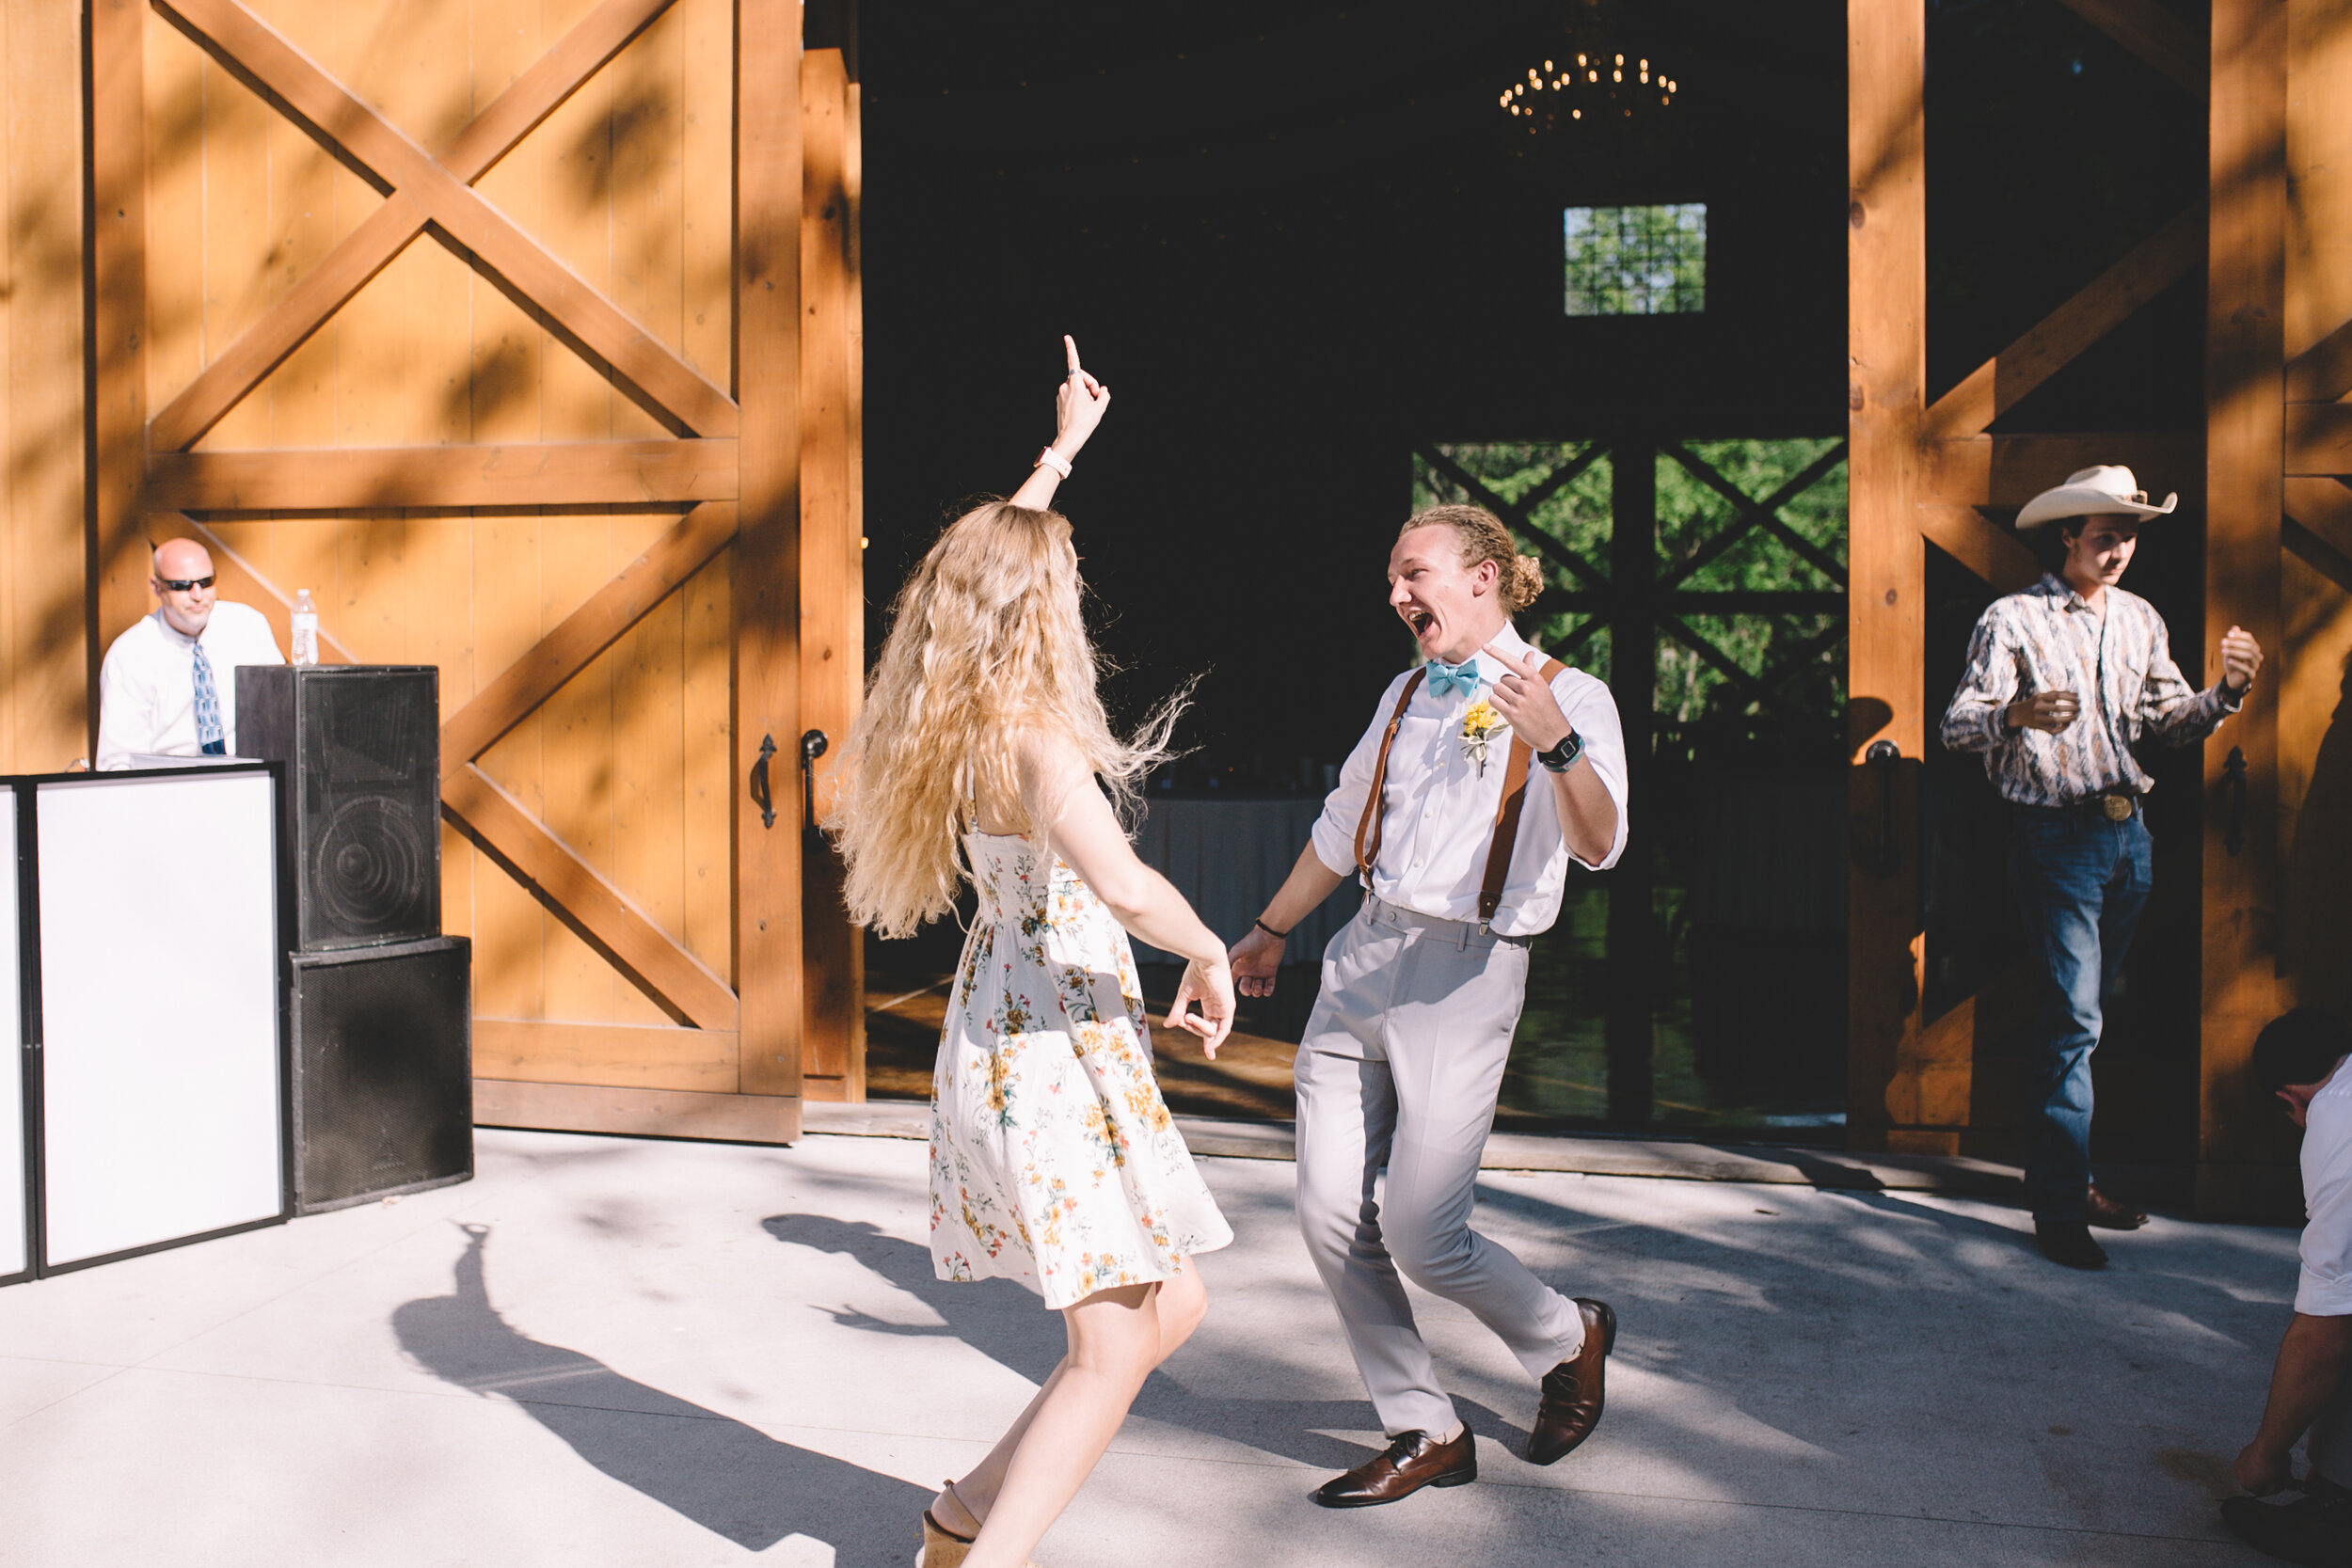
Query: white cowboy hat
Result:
<box><xmin>2015</xmin><ymin>465</ymin><xmax>2179</xmax><ymax>529</ymax></box>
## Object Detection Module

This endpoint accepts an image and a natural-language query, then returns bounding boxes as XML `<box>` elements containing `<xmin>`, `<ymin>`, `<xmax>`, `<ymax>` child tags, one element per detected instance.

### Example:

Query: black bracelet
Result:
<box><xmin>1253</xmin><ymin>916</ymin><xmax>1290</xmax><ymax>941</ymax></box>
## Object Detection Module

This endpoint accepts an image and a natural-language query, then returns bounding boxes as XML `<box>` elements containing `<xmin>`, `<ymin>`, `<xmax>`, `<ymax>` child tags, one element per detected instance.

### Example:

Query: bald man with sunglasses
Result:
<box><xmin>95</xmin><ymin>538</ymin><xmax>284</xmax><ymax>771</ymax></box>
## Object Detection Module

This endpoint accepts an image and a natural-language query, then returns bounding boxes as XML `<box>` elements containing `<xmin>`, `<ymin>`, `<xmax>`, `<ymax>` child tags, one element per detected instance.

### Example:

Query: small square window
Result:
<box><xmin>1564</xmin><ymin>203</ymin><xmax>1706</xmax><ymax>316</ymax></box>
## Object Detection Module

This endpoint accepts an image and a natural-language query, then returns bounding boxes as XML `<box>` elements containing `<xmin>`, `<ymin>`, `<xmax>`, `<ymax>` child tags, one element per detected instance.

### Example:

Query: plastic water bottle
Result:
<box><xmin>291</xmin><ymin>589</ymin><xmax>319</xmax><ymax>666</ymax></box>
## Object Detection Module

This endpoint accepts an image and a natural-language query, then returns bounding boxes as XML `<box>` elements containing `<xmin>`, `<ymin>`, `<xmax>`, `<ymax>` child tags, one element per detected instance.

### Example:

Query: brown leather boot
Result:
<box><xmin>1528</xmin><ymin>1297</ymin><xmax>1616</xmax><ymax>1465</ymax></box>
<box><xmin>2085</xmin><ymin>1186</ymin><xmax>2148</xmax><ymax>1230</ymax></box>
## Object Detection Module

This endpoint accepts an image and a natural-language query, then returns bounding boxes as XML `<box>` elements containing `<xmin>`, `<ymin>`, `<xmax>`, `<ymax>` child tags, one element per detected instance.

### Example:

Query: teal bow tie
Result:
<box><xmin>1424</xmin><ymin>657</ymin><xmax>1481</xmax><ymax>697</ymax></box>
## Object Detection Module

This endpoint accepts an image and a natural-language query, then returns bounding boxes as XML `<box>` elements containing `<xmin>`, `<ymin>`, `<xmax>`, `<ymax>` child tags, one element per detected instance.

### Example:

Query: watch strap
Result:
<box><xmin>1536</xmin><ymin>729</ymin><xmax>1583</xmax><ymax>772</ymax></box>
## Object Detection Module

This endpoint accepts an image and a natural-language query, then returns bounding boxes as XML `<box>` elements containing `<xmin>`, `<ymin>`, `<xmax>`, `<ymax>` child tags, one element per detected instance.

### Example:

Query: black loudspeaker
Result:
<box><xmin>287</xmin><ymin>936</ymin><xmax>473</xmax><ymax>1213</ymax></box>
<box><xmin>237</xmin><ymin>665</ymin><xmax>440</xmax><ymax>953</ymax></box>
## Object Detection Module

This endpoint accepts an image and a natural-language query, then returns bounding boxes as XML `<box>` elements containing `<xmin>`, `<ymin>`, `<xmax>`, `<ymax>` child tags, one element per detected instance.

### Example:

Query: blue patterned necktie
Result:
<box><xmin>1424</xmin><ymin>657</ymin><xmax>1482</xmax><ymax>698</ymax></box>
<box><xmin>191</xmin><ymin>642</ymin><xmax>226</xmax><ymax>754</ymax></box>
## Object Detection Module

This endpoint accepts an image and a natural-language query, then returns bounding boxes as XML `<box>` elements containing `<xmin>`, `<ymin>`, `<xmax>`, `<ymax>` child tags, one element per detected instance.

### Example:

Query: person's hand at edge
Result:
<box><xmin>1486</xmin><ymin>643</ymin><xmax>1572</xmax><ymax>752</ymax></box>
<box><xmin>2220</xmin><ymin>625</ymin><xmax>2264</xmax><ymax>696</ymax></box>
<box><xmin>1167</xmin><ymin>954</ymin><xmax>1234</xmax><ymax>1058</ymax></box>
<box><xmin>1051</xmin><ymin>334</ymin><xmax>1109</xmax><ymax>461</ymax></box>
<box><xmin>2005</xmin><ymin>689</ymin><xmax>2081</xmax><ymax>734</ymax></box>
<box><xmin>1230</xmin><ymin>924</ymin><xmax>1284</xmax><ymax>999</ymax></box>
<box><xmin>1010</xmin><ymin>335</ymin><xmax>1109</xmax><ymax>509</ymax></box>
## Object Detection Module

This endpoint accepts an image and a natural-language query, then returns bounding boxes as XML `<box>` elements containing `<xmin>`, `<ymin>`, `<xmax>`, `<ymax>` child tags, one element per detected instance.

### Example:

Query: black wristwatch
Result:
<box><xmin>1536</xmin><ymin>729</ymin><xmax>1583</xmax><ymax>773</ymax></box>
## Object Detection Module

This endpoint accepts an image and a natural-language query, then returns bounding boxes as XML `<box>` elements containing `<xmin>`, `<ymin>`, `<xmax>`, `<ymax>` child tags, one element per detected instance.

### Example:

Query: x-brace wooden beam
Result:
<box><xmin>1925</xmin><ymin>201</ymin><xmax>2203</xmax><ymax>441</ymax></box>
<box><xmin>1552</xmin><ymin>613</ymin><xmax>1605</xmax><ymax>658</ymax></box>
<box><xmin>1654</xmin><ymin>440</ymin><xmax>1848</xmax><ymax>595</ymax></box>
<box><xmin>1918</xmin><ymin>502</ymin><xmax>2042</xmax><ymax>593</ymax></box>
<box><xmin>439</xmin><ymin>502</ymin><xmax>739</xmax><ymax>778</ymax></box>
<box><xmin>1413</xmin><ymin>444</ymin><xmax>1611</xmax><ymax>592</ymax></box>
<box><xmin>2053</xmin><ymin>0</ymin><xmax>2208</xmax><ymax>99</ymax></box>
<box><xmin>2284</xmin><ymin>479</ymin><xmax>2352</xmax><ymax>596</ymax></box>
<box><xmin>2288</xmin><ymin>321</ymin><xmax>2352</xmax><ymax>404</ymax></box>
<box><xmin>151</xmin><ymin>0</ymin><xmax>679</xmax><ymax>452</ymax></box>
<box><xmin>153</xmin><ymin>0</ymin><xmax>737</xmax><ymax>445</ymax></box>
<box><xmin>1660</xmin><ymin>441</ymin><xmax>1848</xmax><ymax>588</ymax></box>
<box><xmin>1756</xmin><ymin>614</ymin><xmax>1851</xmax><ymax>694</ymax></box>
<box><xmin>1655</xmin><ymin>610</ymin><xmax>1805</xmax><ymax>722</ymax></box>
<box><xmin>433</xmin><ymin>503</ymin><xmax>743</xmax><ymax>1028</ymax></box>
<box><xmin>1514</xmin><ymin>443</ymin><xmax>1610</xmax><ymax>516</ymax></box>
<box><xmin>443</xmin><ymin>763</ymin><xmax>739</xmax><ymax>1031</ymax></box>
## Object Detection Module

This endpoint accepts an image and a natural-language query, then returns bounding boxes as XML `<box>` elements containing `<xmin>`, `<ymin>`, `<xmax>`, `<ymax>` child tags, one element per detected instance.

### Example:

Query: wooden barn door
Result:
<box><xmin>87</xmin><ymin>0</ymin><xmax>864</xmax><ymax>1140</ymax></box>
<box><xmin>2199</xmin><ymin>0</ymin><xmax>2352</xmax><ymax>1211</ymax></box>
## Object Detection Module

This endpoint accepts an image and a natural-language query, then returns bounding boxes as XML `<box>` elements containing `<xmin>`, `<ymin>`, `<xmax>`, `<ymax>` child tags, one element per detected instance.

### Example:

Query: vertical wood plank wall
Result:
<box><xmin>2282</xmin><ymin>0</ymin><xmax>2352</xmax><ymax>1026</ymax></box>
<box><xmin>0</xmin><ymin>1</ymin><xmax>87</xmax><ymax>775</ymax></box>
<box><xmin>1845</xmin><ymin>0</ymin><xmax>1929</xmax><ymax>1154</ymax></box>
<box><xmin>89</xmin><ymin>0</ymin><xmax>150</xmax><ymax>740</ymax></box>
<box><xmin>734</xmin><ymin>0</ymin><xmax>806</xmax><ymax>1103</ymax></box>
<box><xmin>2201</xmin><ymin>0</ymin><xmax>2292</xmax><ymax>1214</ymax></box>
<box><xmin>798</xmin><ymin>16</ymin><xmax>864</xmax><ymax>1100</ymax></box>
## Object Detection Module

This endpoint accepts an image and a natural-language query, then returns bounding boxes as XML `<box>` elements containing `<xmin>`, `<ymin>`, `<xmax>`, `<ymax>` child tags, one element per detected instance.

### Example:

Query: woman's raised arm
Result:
<box><xmin>1009</xmin><ymin>335</ymin><xmax>1112</xmax><ymax>510</ymax></box>
<box><xmin>1019</xmin><ymin>733</ymin><xmax>1234</xmax><ymax>1054</ymax></box>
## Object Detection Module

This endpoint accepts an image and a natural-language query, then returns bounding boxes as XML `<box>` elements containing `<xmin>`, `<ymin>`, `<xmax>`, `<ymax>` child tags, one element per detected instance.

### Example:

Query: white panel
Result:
<box><xmin>38</xmin><ymin>772</ymin><xmax>281</xmax><ymax>1264</ymax></box>
<box><xmin>0</xmin><ymin>792</ymin><xmax>24</xmax><ymax>1277</ymax></box>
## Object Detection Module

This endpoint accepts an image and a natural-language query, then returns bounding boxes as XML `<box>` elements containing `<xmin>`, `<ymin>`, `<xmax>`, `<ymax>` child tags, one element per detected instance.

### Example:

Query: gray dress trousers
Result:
<box><xmin>1293</xmin><ymin>895</ymin><xmax>1587</xmax><ymax>1438</ymax></box>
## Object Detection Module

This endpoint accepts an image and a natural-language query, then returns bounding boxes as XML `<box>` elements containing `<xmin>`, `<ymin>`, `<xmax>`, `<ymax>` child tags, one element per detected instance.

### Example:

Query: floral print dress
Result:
<box><xmin>930</xmin><ymin>832</ymin><xmax>1232</xmax><ymax>1310</ymax></box>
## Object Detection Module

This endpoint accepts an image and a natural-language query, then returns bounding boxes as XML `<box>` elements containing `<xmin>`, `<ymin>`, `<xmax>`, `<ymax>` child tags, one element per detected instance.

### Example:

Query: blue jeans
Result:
<box><xmin>2007</xmin><ymin>803</ymin><xmax>2154</xmax><ymax>1223</ymax></box>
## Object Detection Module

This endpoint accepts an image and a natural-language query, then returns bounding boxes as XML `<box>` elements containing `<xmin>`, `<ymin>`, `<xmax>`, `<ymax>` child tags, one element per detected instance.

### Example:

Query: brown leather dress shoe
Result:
<box><xmin>1311</xmin><ymin>1428</ymin><xmax>1477</xmax><ymax>1508</ymax></box>
<box><xmin>2085</xmin><ymin>1186</ymin><xmax>2148</xmax><ymax>1230</ymax></box>
<box><xmin>2036</xmin><ymin>1220</ymin><xmax>2108</xmax><ymax>1269</ymax></box>
<box><xmin>2222</xmin><ymin>1478</ymin><xmax>2352</xmax><ymax>1565</ymax></box>
<box><xmin>1528</xmin><ymin>1297</ymin><xmax>1616</xmax><ymax>1465</ymax></box>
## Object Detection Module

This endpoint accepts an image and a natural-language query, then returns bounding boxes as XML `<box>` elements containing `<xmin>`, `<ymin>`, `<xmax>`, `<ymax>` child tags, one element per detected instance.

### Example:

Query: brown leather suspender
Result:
<box><xmin>1349</xmin><ymin>657</ymin><xmax>1570</xmax><ymax>925</ymax></box>
<box><xmin>1353</xmin><ymin>668</ymin><xmax>1426</xmax><ymax>881</ymax></box>
<box><xmin>1478</xmin><ymin>657</ymin><xmax>1566</xmax><ymax>920</ymax></box>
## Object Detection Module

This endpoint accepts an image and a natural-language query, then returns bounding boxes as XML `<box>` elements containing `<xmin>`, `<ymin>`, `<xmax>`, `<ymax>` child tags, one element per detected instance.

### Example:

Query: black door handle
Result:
<box><xmin>1866</xmin><ymin>739</ymin><xmax>1900</xmax><ymax>878</ymax></box>
<box><xmin>801</xmin><ymin>729</ymin><xmax>830</xmax><ymax>831</ymax></box>
<box><xmin>2223</xmin><ymin>745</ymin><xmax>2248</xmax><ymax>858</ymax></box>
<box><xmin>750</xmin><ymin>733</ymin><xmax>777</xmax><ymax>829</ymax></box>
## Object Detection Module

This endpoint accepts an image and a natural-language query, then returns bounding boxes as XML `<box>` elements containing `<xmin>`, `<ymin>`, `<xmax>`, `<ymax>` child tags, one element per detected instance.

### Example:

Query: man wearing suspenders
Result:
<box><xmin>1229</xmin><ymin>503</ymin><xmax>1630</xmax><ymax>1508</ymax></box>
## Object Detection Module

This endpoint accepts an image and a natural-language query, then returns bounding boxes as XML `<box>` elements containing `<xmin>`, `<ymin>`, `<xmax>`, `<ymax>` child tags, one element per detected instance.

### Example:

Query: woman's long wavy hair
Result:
<box><xmin>828</xmin><ymin>500</ymin><xmax>1184</xmax><ymax>938</ymax></box>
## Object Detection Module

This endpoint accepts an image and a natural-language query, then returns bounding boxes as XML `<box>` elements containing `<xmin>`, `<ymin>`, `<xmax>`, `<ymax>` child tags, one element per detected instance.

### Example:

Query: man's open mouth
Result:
<box><xmin>1406</xmin><ymin>609</ymin><xmax>1436</xmax><ymax>636</ymax></box>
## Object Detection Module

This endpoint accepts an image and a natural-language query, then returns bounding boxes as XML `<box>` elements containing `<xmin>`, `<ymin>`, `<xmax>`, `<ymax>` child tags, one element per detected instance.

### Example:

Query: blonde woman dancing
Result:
<box><xmin>831</xmin><ymin>337</ymin><xmax>1236</xmax><ymax>1568</ymax></box>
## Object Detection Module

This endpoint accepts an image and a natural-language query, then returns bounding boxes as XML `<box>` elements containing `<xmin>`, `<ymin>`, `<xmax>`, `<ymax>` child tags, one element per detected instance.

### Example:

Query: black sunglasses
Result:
<box><xmin>157</xmin><ymin>574</ymin><xmax>215</xmax><ymax>592</ymax></box>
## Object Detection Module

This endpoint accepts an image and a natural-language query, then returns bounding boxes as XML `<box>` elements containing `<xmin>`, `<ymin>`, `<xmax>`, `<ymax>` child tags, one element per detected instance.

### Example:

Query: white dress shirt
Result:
<box><xmin>95</xmin><ymin>602</ymin><xmax>285</xmax><ymax>771</ymax></box>
<box><xmin>2298</xmin><ymin>1065</ymin><xmax>2352</xmax><ymax>1317</ymax></box>
<box><xmin>1309</xmin><ymin>621</ymin><xmax>1629</xmax><ymax>937</ymax></box>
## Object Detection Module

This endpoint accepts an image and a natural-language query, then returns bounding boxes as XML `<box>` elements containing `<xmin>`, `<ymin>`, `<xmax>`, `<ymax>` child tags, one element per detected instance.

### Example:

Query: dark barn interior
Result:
<box><xmin>853</xmin><ymin>0</ymin><xmax>2214</xmax><ymax>1152</ymax></box>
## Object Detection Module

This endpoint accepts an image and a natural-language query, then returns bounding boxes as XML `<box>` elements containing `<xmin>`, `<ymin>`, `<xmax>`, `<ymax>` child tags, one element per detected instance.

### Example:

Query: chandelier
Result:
<box><xmin>1497</xmin><ymin>50</ymin><xmax>1677</xmax><ymax>134</ymax></box>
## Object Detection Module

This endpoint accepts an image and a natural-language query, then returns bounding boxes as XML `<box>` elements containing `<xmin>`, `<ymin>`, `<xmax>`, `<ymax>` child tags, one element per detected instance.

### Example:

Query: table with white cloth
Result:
<box><xmin>1126</xmin><ymin>795</ymin><xmax>1360</xmax><ymax>967</ymax></box>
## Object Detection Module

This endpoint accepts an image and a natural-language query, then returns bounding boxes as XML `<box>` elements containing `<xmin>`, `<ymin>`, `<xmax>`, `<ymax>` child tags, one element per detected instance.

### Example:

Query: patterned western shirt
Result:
<box><xmin>1939</xmin><ymin>574</ymin><xmax>2240</xmax><ymax>807</ymax></box>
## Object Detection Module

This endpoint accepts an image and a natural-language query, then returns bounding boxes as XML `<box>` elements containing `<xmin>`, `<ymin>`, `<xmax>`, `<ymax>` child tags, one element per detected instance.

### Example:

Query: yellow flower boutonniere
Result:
<box><xmin>1460</xmin><ymin>697</ymin><xmax>1507</xmax><ymax>773</ymax></box>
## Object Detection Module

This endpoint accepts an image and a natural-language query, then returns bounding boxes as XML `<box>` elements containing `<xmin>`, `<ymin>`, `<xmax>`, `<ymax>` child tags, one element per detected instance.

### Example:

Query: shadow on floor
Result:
<box><xmin>394</xmin><ymin>1224</ymin><xmax>930</xmax><ymax>1561</ymax></box>
<box><xmin>761</xmin><ymin>1211</ymin><xmax>1529</xmax><ymax>1473</ymax></box>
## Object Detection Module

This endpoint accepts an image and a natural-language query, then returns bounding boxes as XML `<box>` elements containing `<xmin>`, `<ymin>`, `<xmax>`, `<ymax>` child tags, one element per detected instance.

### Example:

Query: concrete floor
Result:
<box><xmin>0</xmin><ymin>1127</ymin><xmax>2308</xmax><ymax>1567</ymax></box>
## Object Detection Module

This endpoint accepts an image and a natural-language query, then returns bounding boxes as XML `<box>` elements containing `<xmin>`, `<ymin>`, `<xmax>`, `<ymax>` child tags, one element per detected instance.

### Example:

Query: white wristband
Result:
<box><xmin>1034</xmin><ymin>446</ymin><xmax>1072</xmax><ymax>479</ymax></box>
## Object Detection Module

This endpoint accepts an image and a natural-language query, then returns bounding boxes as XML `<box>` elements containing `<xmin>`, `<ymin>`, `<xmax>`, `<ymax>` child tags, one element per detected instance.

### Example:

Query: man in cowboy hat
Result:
<box><xmin>1941</xmin><ymin>465</ymin><xmax>2263</xmax><ymax>1269</ymax></box>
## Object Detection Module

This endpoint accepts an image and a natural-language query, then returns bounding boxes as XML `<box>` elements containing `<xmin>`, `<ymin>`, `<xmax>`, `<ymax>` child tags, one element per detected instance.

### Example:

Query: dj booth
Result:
<box><xmin>2</xmin><ymin>667</ymin><xmax>471</xmax><ymax>1287</ymax></box>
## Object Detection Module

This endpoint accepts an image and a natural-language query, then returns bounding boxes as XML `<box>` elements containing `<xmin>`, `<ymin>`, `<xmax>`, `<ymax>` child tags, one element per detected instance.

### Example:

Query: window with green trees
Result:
<box><xmin>1409</xmin><ymin>438</ymin><xmax>1849</xmax><ymax>1133</ymax></box>
<box><xmin>1564</xmin><ymin>203</ymin><xmax>1707</xmax><ymax>315</ymax></box>
<box><xmin>1408</xmin><ymin>438</ymin><xmax>1846</xmax><ymax>730</ymax></box>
